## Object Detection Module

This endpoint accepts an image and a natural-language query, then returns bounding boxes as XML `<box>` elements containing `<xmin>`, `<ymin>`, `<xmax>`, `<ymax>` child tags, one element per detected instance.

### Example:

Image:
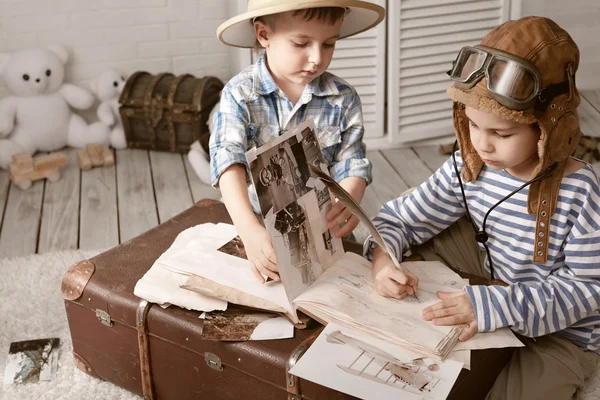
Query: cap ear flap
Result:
<box><xmin>453</xmin><ymin>102</ymin><xmax>483</xmax><ymax>182</ymax></box>
<box><xmin>546</xmin><ymin>112</ymin><xmax>580</xmax><ymax>164</ymax></box>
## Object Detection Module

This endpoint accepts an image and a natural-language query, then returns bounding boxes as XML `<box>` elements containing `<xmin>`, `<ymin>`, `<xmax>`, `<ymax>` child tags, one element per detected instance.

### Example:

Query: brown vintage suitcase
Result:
<box><xmin>61</xmin><ymin>199</ymin><xmax>514</xmax><ymax>399</ymax></box>
<box><xmin>119</xmin><ymin>72</ymin><xmax>223</xmax><ymax>154</ymax></box>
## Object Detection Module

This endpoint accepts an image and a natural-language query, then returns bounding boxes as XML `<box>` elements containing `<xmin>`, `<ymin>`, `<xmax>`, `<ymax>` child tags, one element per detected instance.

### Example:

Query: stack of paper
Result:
<box><xmin>134</xmin><ymin>222</ymin><xmax>295</xmax><ymax>340</ymax></box>
<box><xmin>289</xmin><ymin>323</ymin><xmax>464</xmax><ymax>399</ymax></box>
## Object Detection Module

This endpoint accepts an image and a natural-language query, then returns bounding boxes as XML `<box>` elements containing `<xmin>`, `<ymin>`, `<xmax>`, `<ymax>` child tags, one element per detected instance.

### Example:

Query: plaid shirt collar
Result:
<box><xmin>253</xmin><ymin>54</ymin><xmax>340</xmax><ymax>99</ymax></box>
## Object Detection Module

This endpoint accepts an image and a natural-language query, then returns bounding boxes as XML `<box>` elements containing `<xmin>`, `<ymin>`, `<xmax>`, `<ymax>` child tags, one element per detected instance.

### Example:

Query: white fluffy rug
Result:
<box><xmin>1</xmin><ymin>250</ymin><xmax>600</xmax><ymax>400</ymax></box>
<box><xmin>0</xmin><ymin>250</ymin><xmax>140</xmax><ymax>400</ymax></box>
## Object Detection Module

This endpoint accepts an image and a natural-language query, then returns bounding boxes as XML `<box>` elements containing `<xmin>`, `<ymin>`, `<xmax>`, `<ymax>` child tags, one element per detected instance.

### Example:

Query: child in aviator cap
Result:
<box><xmin>209</xmin><ymin>1</ymin><xmax>385</xmax><ymax>283</ymax></box>
<box><xmin>367</xmin><ymin>16</ymin><xmax>600</xmax><ymax>398</ymax></box>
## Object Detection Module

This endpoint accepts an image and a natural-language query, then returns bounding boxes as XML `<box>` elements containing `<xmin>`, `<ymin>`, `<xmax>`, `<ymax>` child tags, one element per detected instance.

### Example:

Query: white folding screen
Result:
<box><xmin>387</xmin><ymin>0</ymin><xmax>516</xmax><ymax>145</ymax></box>
<box><xmin>326</xmin><ymin>0</ymin><xmax>387</xmax><ymax>139</ymax></box>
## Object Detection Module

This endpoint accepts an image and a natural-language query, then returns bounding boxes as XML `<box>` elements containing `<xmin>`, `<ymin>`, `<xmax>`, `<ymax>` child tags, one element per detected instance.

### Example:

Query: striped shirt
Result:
<box><xmin>209</xmin><ymin>55</ymin><xmax>371</xmax><ymax>214</ymax></box>
<box><xmin>369</xmin><ymin>152</ymin><xmax>600</xmax><ymax>352</ymax></box>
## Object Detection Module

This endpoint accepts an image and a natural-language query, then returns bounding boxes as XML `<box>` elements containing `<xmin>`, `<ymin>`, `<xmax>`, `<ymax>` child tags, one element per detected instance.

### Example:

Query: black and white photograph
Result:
<box><xmin>217</xmin><ymin>235</ymin><xmax>247</xmax><ymax>260</ymax></box>
<box><xmin>273</xmin><ymin>201</ymin><xmax>319</xmax><ymax>287</ymax></box>
<box><xmin>249</xmin><ymin>137</ymin><xmax>311</xmax><ymax>216</ymax></box>
<box><xmin>250</xmin><ymin>120</ymin><xmax>346</xmax><ymax>302</ymax></box>
<box><xmin>3</xmin><ymin>338</ymin><xmax>60</xmax><ymax>385</ymax></box>
<box><xmin>248</xmin><ymin>121</ymin><xmax>325</xmax><ymax>217</ymax></box>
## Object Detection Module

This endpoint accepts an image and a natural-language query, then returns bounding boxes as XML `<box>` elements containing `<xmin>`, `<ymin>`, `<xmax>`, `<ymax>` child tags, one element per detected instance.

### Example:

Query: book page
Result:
<box><xmin>294</xmin><ymin>253</ymin><xmax>458</xmax><ymax>357</ymax></box>
<box><xmin>246</xmin><ymin>120</ymin><xmax>344</xmax><ymax>302</ymax></box>
<box><xmin>293</xmin><ymin>253</ymin><xmax>523</xmax><ymax>359</ymax></box>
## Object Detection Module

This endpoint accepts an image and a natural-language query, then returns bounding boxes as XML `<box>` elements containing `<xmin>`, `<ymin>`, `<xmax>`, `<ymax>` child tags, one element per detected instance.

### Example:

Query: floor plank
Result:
<box><xmin>183</xmin><ymin>156</ymin><xmax>221</xmax><ymax>203</ymax></box>
<box><xmin>0</xmin><ymin>180</ymin><xmax>44</xmax><ymax>258</ymax></box>
<box><xmin>578</xmin><ymin>92</ymin><xmax>600</xmax><ymax>138</ymax></box>
<box><xmin>38</xmin><ymin>149</ymin><xmax>81</xmax><ymax>253</ymax></box>
<box><xmin>0</xmin><ymin>170</ymin><xmax>10</xmax><ymax>237</ymax></box>
<box><xmin>79</xmin><ymin>150</ymin><xmax>119</xmax><ymax>251</ymax></box>
<box><xmin>382</xmin><ymin>147</ymin><xmax>435</xmax><ymax>188</ymax></box>
<box><xmin>412</xmin><ymin>145</ymin><xmax>450</xmax><ymax>173</ymax></box>
<box><xmin>149</xmin><ymin>151</ymin><xmax>194</xmax><ymax>223</ymax></box>
<box><xmin>368</xmin><ymin>151</ymin><xmax>409</xmax><ymax>209</ymax></box>
<box><xmin>117</xmin><ymin>149</ymin><xmax>159</xmax><ymax>243</ymax></box>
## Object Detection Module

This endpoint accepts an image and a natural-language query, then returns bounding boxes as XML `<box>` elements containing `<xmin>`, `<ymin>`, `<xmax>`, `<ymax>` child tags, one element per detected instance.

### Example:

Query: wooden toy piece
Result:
<box><xmin>9</xmin><ymin>152</ymin><xmax>68</xmax><ymax>190</ymax></box>
<box><xmin>77</xmin><ymin>144</ymin><xmax>114</xmax><ymax>171</ymax></box>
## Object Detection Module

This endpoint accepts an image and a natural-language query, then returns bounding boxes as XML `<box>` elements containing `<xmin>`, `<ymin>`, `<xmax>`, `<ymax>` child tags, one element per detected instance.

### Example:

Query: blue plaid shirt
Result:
<box><xmin>209</xmin><ymin>55</ymin><xmax>372</xmax><ymax>214</ymax></box>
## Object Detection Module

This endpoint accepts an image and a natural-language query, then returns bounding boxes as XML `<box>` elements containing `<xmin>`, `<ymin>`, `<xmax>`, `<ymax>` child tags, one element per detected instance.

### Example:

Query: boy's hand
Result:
<box><xmin>421</xmin><ymin>291</ymin><xmax>478</xmax><ymax>341</ymax></box>
<box><xmin>326</xmin><ymin>199</ymin><xmax>359</xmax><ymax>238</ymax></box>
<box><xmin>373</xmin><ymin>257</ymin><xmax>419</xmax><ymax>300</ymax></box>
<box><xmin>239</xmin><ymin>224</ymin><xmax>279</xmax><ymax>284</ymax></box>
<box><xmin>326</xmin><ymin>177</ymin><xmax>366</xmax><ymax>238</ymax></box>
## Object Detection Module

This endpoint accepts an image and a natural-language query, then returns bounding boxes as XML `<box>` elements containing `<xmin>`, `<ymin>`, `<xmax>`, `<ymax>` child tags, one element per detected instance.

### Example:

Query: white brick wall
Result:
<box><xmin>0</xmin><ymin>0</ymin><xmax>237</xmax><ymax>101</ymax></box>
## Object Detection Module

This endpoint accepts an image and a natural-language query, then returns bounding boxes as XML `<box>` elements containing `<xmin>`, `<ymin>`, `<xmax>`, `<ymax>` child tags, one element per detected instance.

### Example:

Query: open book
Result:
<box><xmin>155</xmin><ymin>120</ymin><xmax>521</xmax><ymax>361</ymax></box>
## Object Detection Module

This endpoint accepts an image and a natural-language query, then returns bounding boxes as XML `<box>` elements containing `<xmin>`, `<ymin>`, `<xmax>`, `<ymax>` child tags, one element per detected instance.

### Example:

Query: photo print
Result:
<box><xmin>3</xmin><ymin>338</ymin><xmax>60</xmax><ymax>385</ymax></box>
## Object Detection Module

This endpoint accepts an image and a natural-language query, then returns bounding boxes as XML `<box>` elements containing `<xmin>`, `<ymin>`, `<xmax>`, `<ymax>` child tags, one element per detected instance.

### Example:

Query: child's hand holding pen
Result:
<box><xmin>372</xmin><ymin>246</ymin><xmax>419</xmax><ymax>301</ymax></box>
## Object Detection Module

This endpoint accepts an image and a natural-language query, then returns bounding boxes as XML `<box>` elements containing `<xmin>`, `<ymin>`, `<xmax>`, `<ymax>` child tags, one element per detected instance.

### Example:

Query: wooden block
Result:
<box><xmin>77</xmin><ymin>149</ymin><xmax>92</xmax><ymax>171</ymax></box>
<box><xmin>102</xmin><ymin>146</ymin><xmax>115</xmax><ymax>166</ymax></box>
<box><xmin>12</xmin><ymin>153</ymin><xmax>33</xmax><ymax>165</ymax></box>
<box><xmin>87</xmin><ymin>144</ymin><xmax>104</xmax><ymax>167</ymax></box>
<box><xmin>34</xmin><ymin>152</ymin><xmax>68</xmax><ymax>171</ymax></box>
<box><xmin>11</xmin><ymin>153</ymin><xmax>34</xmax><ymax>173</ymax></box>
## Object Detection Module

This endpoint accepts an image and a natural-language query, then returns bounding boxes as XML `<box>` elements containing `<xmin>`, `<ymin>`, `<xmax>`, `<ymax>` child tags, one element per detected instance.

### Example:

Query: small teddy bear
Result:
<box><xmin>90</xmin><ymin>68</ymin><xmax>127</xmax><ymax>149</ymax></box>
<box><xmin>187</xmin><ymin>102</ymin><xmax>219</xmax><ymax>185</ymax></box>
<box><xmin>0</xmin><ymin>45</ymin><xmax>109</xmax><ymax>169</ymax></box>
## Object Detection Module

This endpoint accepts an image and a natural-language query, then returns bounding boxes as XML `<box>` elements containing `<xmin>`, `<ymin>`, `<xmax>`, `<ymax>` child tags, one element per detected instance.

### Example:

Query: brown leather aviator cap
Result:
<box><xmin>447</xmin><ymin>16</ymin><xmax>581</xmax><ymax>264</ymax></box>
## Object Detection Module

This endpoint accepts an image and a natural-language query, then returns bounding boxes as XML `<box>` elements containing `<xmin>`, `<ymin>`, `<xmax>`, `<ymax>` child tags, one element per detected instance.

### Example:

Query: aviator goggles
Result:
<box><xmin>447</xmin><ymin>45</ymin><xmax>569</xmax><ymax>111</ymax></box>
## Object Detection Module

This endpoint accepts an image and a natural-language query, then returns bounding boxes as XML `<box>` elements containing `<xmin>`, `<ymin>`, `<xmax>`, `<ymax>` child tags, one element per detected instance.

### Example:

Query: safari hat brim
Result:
<box><xmin>217</xmin><ymin>0</ymin><xmax>385</xmax><ymax>48</ymax></box>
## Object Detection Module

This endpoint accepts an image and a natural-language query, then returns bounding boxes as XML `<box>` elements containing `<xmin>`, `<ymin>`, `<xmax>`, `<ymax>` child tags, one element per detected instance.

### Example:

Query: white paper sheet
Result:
<box><xmin>155</xmin><ymin>223</ymin><xmax>298</xmax><ymax>322</ymax></box>
<box><xmin>250</xmin><ymin>317</ymin><xmax>294</xmax><ymax>340</ymax></box>
<box><xmin>133</xmin><ymin>258</ymin><xmax>227</xmax><ymax>311</ymax></box>
<box><xmin>289</xmin><ymin>323</ymin><xmax>464</xmax><ymax>400</ymax></box>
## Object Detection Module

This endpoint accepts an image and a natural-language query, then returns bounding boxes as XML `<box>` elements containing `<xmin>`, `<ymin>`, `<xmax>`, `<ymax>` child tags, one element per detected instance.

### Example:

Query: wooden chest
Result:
<box><xmin>119</xmin><ymin>72</ymin><xmax>223</xmax><ymax>153</ymax></box>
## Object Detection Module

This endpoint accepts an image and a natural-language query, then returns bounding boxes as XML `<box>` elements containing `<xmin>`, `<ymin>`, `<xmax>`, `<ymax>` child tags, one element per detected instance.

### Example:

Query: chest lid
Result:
<box><xmin>119</xmin><ymin>71</ymin><xmax>223</xmax><ymax>114</ymax></box>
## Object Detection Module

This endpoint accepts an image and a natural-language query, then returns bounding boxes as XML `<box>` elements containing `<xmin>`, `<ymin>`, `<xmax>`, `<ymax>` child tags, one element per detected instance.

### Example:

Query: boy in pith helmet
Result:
<box><xmin>368</xmin><ymin>16</ymin><xmax>600</xmax><ymax>398</ymax></box>
<box><xmin>209</xmin><ymin>1</ymin><xmax>385</xmax><ymax>283</ymax></box>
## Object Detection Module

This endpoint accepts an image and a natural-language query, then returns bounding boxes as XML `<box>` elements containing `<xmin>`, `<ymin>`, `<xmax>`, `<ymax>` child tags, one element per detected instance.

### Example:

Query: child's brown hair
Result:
<box><xmin>254</xmin><ymin>7</ymin><xmax>346</xmax><ymax>50</ymax></box>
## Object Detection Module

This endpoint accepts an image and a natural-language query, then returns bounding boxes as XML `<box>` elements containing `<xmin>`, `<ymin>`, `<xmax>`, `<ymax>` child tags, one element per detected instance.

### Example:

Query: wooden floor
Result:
<box><xmin>1</xmin><ymin>90</ymin><xmax>599</xmax><ymax>259</ymax></box>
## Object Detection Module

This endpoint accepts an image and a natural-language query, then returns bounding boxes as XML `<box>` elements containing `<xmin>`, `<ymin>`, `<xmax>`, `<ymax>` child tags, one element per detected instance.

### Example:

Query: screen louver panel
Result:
<box><xmin>388</xmin><ymin>0</ymin><xmax>511</xmax><ymax>143</ymax></box>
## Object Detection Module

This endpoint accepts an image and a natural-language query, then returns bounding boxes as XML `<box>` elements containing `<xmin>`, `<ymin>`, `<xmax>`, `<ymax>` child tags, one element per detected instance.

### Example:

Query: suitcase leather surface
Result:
<box><xmin>63</xmin><ymin>199</ymin><xmax>513</xmax><ymax>399</ymax></box>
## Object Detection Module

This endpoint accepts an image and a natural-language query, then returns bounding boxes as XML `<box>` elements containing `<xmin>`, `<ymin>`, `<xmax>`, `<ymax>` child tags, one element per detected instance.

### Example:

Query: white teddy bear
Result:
<box><xmin>0</xmin><ymin>45</ymin><xmax>109</xmax><ymax>169</ymax></box>
<box><xmin>90</xmin><ymin>68</ymin><xmax>127</xmax><ymax>149</ymax></box>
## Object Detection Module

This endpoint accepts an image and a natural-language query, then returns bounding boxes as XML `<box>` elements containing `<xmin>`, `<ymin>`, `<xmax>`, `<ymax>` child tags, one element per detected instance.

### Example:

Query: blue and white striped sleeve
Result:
<box><xmin>466</xmin><ymin>181</ymin><xmax>600</xmax><ymax>337</ymax></box>
<box><xmin>328</xmin><ymin>87</ymin><xmax>372</xmax><ymax>185</ymax></box>
<box><xmin>364</xmin><ymin>157</ymin><xmax>466</xmax><ymax>261</ymax></box>
<box><xmin>209</xmin><ymin>86</ymin><xmax>249</xmax><ymax>188</ymax></box>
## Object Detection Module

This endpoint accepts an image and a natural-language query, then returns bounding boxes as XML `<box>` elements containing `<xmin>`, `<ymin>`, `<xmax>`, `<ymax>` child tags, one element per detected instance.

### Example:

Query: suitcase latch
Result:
<box><xmin>204</xmin><ymin>353</ymin><xmax>223</xmax><ymax>371</ymax></box>
<box><xmin>95</xmin><ymin>309</ymin><xmax>113</xmax><ymax>327</ymax></box>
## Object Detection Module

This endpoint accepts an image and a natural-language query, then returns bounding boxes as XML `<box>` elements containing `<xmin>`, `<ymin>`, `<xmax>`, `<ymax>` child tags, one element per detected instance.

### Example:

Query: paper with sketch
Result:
<box><xmin>289</xmin><ymin>323</ymin><xmax>464</xmax><ymax>400</ymax></box>
<box><xmin>246</xmin><ymin>119</ymin><xmax>345</xmax><ymax>302</ymax></box>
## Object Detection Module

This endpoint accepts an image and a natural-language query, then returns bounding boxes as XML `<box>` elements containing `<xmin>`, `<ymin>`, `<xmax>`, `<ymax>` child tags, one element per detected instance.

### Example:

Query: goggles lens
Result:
<box><xmin>453</xmin><ymin>47</ymin><xmax>488</xmax><ymax>82</ymax></box>
<box><xmin>487</xmin><ymin>58</ymin><xmax>537</xmax><ymax>101</ymax></box>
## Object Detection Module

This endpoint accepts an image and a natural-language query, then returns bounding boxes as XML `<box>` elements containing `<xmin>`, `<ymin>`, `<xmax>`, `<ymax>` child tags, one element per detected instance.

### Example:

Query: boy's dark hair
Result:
<box><xmin>254</xmin><ymin>7</ymin><xmax>346</xmax><ymax>50</ymax></box>
<box><xmin>292</xmin><ymin>7</ymin><xmax>346</xmax><ymax>25</ymax></box>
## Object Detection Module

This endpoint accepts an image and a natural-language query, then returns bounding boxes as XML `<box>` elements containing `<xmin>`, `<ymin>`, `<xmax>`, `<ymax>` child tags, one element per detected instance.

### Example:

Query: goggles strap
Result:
<box><xmin>535</xmin><ymin>80</ymin><xmax>571</xmax><ymax>112</ymax></box>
